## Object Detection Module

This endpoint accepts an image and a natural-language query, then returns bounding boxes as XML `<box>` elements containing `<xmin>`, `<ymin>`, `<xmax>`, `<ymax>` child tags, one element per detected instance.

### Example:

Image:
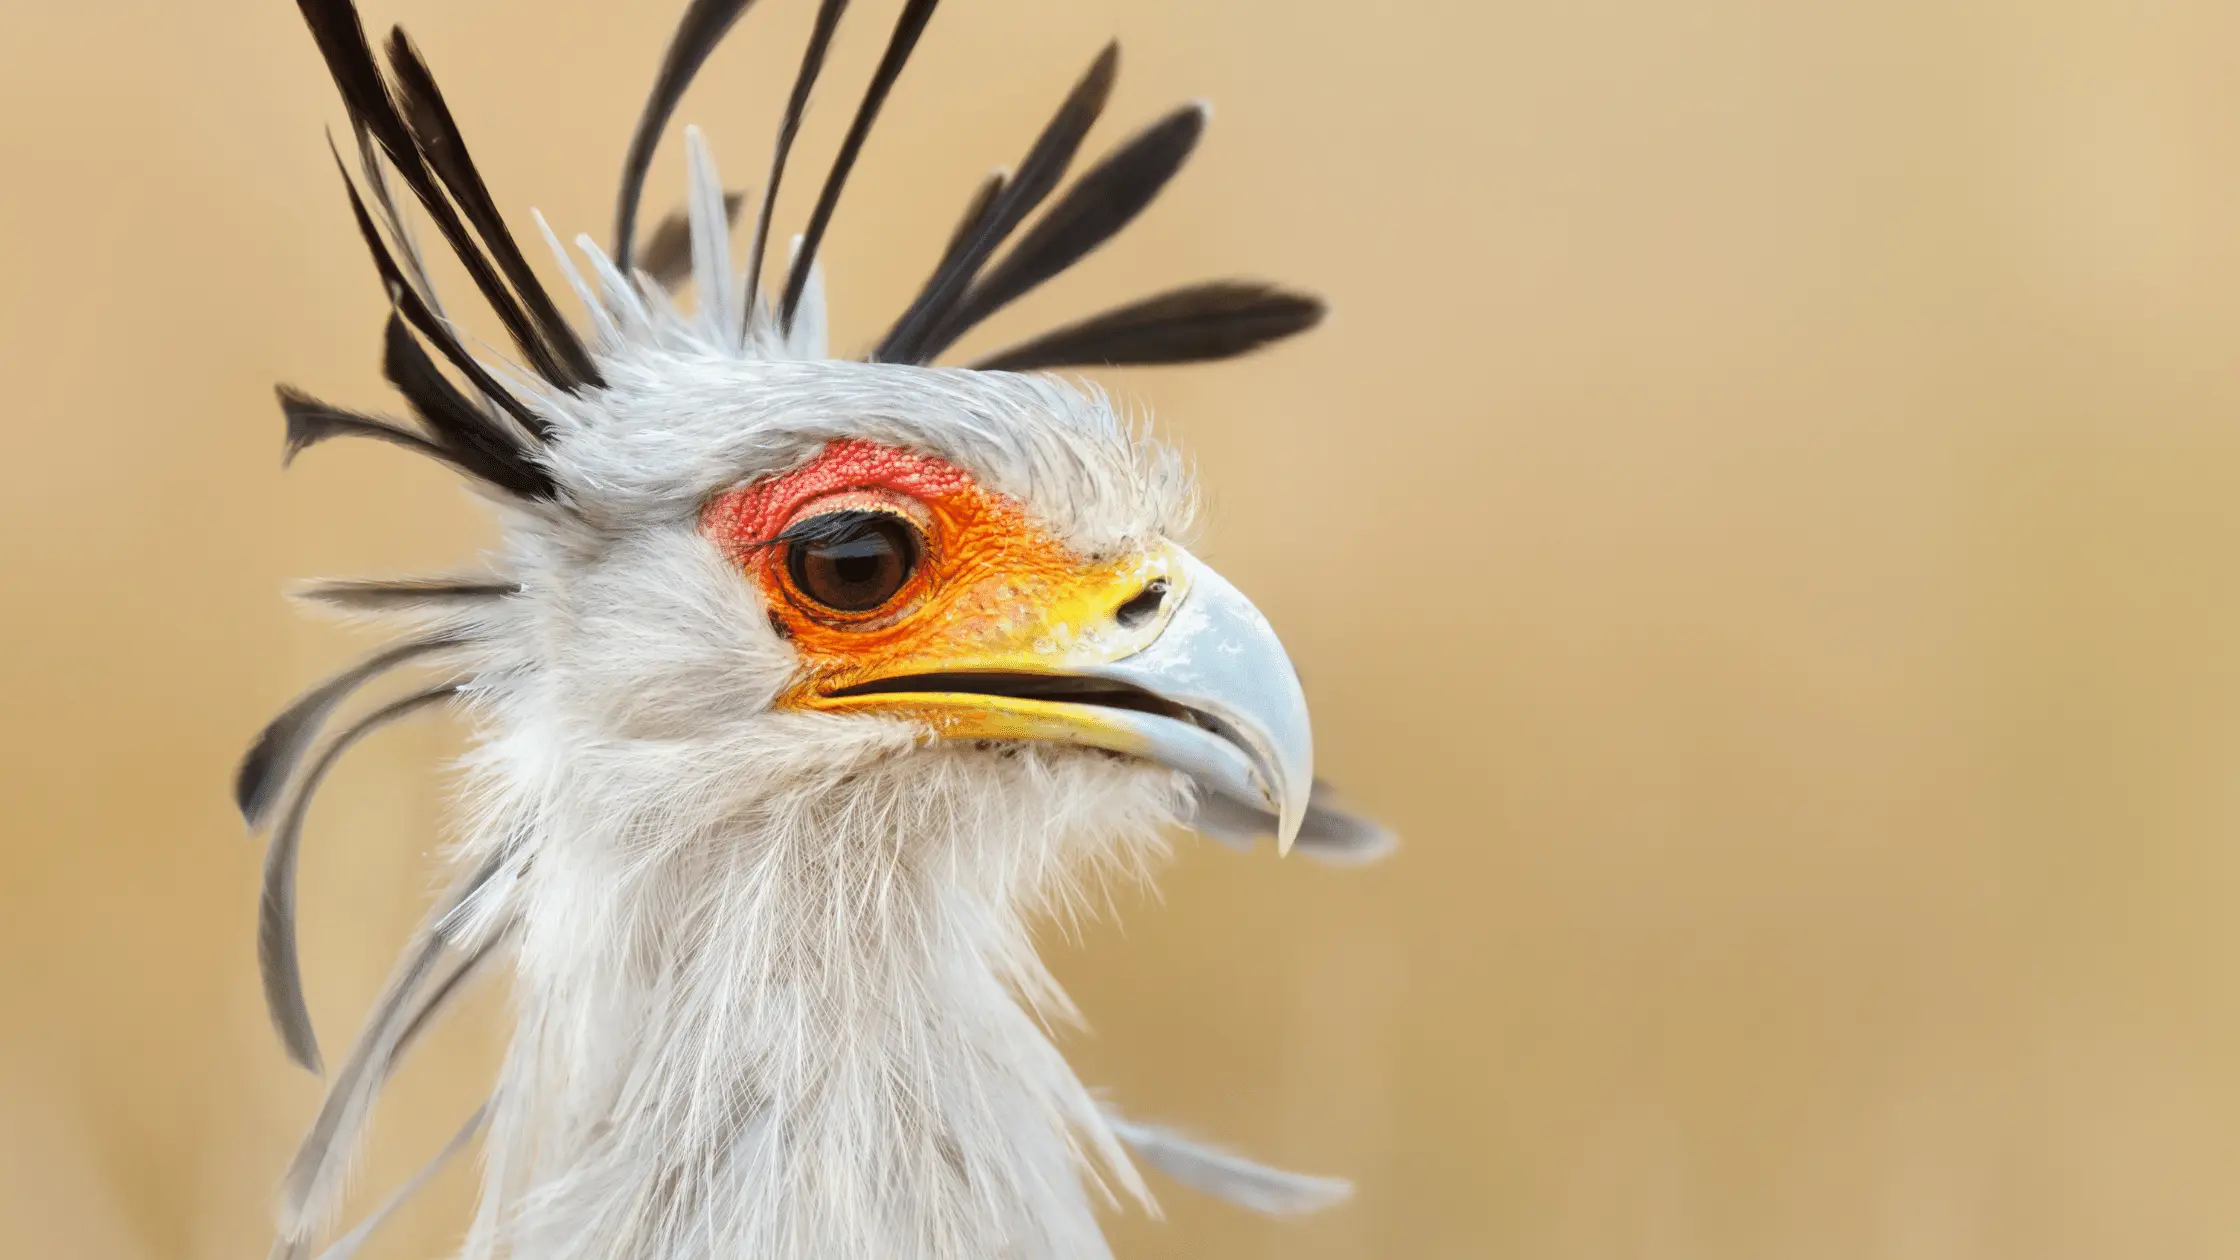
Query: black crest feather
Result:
<box><xmin>780</xmin><ymin>0</ymin><xmax>943</xmax><ymax>330</ymax></box>
<box><xmin>295</xmin><ymin>0</ymin><xmax>595</xmax><ymax>397</ymax></box>
<box><xmin>613</xmin><ymin>0</ymin><xmax>761</xmax><ymax>272</ymax></box>
<box><xmin>917</xmin><ymin>103</ymin><xmax>1206</xmax><ymax>362</ymax></box>
<box><xmin>876</xmin><ymin>41</ymin><xmax>1119</xmax><ymax>363</ymax></box>
<box><xmin>969</xmin><ymin>280</ymin><xmax>1326</xmax><ymax>372</ymax></box>
<box><xmin>384</xmin><ymin>30</ymin><xmax>602</xmax><ymax>390</ymax></box>
<box><xmin>936</xmin><ymin>169</ymin><xmax>1009</xmax><ymax>274</ymax></box>
<box><xmin>351</xmin><ymin>119</ymin><xmax>441</xmax><ymax>308</ymax></box>
<box><xmin>278</xmin><ymin>373</ymin><xmax>552</xmax><ymax>500</ymax></box>
<box><xmin>328</xmin><ymin>141</ymin><xmax>548</xmax><ymax>438</ymax></box>
<box><xmin>297</xmin><ymin>577</ymin><xmax>521</xmax><ymax>612</ymax></box>
<box><xmin>279</xmin><ymin>388</ymin><xmax>450</xmax><ymax>470</ymax></box>
<box><xmin>744</xmin><ymin>0</ymin><xmax>850</xmax><ymax>321</ymax></box>
<box><xmin>380</xmin><ymin>317</ymin><xmax>557</xmax><ymax>498</ymax></box>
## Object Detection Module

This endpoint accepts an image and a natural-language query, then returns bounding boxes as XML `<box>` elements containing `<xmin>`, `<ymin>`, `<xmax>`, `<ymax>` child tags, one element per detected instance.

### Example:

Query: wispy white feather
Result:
<box><xmin>536</xmin><ymin>210</ymin><xmax>620</xmax><ymax>351</ymax></box>
<box><xmin>274</xmin><ymin>857</ymin><xmax>507</xmax><ymax>1248</ymax></box>
<box><xmin>307</xmin><ymin>1101</ymin><xmax>491</xmax><ymax>1260</ymax></box>
<box><xmin>1104</xmin><ymin>1111</ymin><xmax>1354</xmax><ymax>1215</ymax></box>
<box><xmin>573</xmin><ymin>233</ymin><xmax>662</xmax><ymax>349</ymax></box>
<box><xmin>682</xmin><ymin>127</ymin><xmax>741</xmax><ymax>350</ymax></box>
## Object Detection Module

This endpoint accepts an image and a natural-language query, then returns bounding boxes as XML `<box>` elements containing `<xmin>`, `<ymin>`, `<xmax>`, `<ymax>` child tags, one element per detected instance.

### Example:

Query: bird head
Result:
<box><xmin>244</xmin><ymin>0</ymin><xmax>1381</xmax><ymax>1254</ymax></box>
<box><xmin>521</xmin><ymin>358</ymin><xmax>1308</xmax><ymax>864</ymax></box>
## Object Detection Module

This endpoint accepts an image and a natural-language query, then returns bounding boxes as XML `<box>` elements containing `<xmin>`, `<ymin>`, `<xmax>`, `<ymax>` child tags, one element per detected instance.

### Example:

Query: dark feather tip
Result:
<box><xmin>639</xmin><ymin>191</ymin><xmax>746</xmax><ymax>290</ymax></box>
<box><xmin>970</xmin><ymin>281</ymin><xmax>1326</xmax><ymax>371</ymax></box>
<box><xmin>277</xmin><ymin>379</ymin><xmax>551</xmax><ymax>497</ymax></box>
<box><xmin>233</xmin><ymin>637</ymin><xmax>461</xmax><ymax>829</ymax></box>
<box><xmin>613</xmin><ymin>0</ymin><xmax>761</xmax><ymax>271</ymax></box>
<box><xmin>278</xmin><ymin>386</ymin><xmax>442</xmax><ymax>469</ymax></box>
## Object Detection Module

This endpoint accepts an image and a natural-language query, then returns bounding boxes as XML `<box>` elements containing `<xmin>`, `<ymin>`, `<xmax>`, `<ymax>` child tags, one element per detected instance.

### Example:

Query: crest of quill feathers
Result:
<box><xmin>245</xmin><ymin>0</ymin><xmax>1391</xmax><ymax>1256</ymax></box>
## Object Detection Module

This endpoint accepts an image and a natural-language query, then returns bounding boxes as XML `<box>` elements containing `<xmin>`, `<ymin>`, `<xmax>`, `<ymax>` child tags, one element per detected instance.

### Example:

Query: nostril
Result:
<box><xmin>1114</xmin><ymin>579</ymin><xmax>1169</xmax><ymax>629</ymax></box>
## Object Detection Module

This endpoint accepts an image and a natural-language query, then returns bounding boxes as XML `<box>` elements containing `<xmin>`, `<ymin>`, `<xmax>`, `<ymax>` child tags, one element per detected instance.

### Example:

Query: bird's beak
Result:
<box><xmin>802</xmin><ymin>544</ymin><xmax>1315</xmax><ymax>851</ymax></box>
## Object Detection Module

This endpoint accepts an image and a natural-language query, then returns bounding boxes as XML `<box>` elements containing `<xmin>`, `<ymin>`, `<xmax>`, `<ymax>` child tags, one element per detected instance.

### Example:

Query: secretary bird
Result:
<box><xmin>241</xmin><ymin>0</ymin><xmax>1393</xmax><ymax>1255</ymax></box>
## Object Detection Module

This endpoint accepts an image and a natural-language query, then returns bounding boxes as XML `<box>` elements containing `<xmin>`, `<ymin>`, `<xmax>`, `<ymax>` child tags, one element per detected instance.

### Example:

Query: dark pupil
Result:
<box><xmin>788</xmin><ymin>513</ymin><xmax>917</xmax><ymax>612</ymax></box>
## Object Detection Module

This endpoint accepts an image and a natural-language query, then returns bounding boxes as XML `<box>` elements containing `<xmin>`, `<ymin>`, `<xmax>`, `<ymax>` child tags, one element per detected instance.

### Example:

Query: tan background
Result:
<box><xmin>6</xmin><ymin>0</ymin><xmax>2240</xmax><ymax>1256</ymax></box>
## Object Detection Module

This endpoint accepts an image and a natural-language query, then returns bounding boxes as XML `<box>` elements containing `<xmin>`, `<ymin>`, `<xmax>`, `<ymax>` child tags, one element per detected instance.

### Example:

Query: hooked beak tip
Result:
<box><xmin>1084</xmin><ymin>551</ymin><xmax>1314</xmax><ymax>854</ymax></box>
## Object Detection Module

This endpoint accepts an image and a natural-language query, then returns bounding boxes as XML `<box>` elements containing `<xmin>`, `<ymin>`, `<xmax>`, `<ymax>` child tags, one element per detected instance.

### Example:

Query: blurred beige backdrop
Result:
<box><xmin>6</xmin><ymin>0</ymin><xmax>2240</xmax><ymax>1257</ymax></box>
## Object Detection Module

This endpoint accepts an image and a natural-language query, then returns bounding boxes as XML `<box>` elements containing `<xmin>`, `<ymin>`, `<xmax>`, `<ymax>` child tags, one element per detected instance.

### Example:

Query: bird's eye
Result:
<box><xmin>783</xmin><ymin>510</ymin><xmax>920</xmax><ymax>613</ymax></box>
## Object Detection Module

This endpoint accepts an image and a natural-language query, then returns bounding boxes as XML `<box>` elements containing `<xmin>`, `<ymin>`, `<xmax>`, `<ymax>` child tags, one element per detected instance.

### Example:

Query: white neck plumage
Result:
<box><xmin>464</xmin><ymin>741</ymin><xmax>1170</xmax><ymax>1260</ymax></box>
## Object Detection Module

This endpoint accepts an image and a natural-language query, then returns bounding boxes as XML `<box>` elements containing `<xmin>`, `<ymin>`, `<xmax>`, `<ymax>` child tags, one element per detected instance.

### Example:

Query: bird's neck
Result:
<box><xmin>470</xmin><ymin>746</ymin><xmax>1161</xmax><ymax>1260</ymax></box>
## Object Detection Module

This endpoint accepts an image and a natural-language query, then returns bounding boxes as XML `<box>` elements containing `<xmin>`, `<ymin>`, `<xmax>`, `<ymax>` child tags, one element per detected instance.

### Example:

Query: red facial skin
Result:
<box><xmin>700</xmin><ymin>440</ymin><xmax>1106</xmax><ymax>700</ymax></box>
<box><xmin>700</xmin><ymin>440</ymin><xmax>976</xmax><ymax>550</ymax></box>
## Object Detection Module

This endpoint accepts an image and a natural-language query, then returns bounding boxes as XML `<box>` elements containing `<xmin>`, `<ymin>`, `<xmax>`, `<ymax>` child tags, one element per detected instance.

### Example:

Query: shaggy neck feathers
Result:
<box><xmin>467</xmin><ymin>730</ymin><xmax>1178</xmax><ymax>1260</ymax></box>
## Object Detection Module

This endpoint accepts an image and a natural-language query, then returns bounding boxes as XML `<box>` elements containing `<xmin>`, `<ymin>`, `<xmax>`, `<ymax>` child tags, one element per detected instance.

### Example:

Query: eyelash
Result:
<box><xmin>733</xmin><ymin>509</ymin><xmax>903</xmax><ymax>554</ymax></box>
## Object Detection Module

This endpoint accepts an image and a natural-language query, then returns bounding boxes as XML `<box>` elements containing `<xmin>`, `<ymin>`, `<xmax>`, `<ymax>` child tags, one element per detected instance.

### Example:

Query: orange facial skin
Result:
<box><xmin>700</xmin><ymin>440</ymin><xmax>1177</xmax><ymax>712</ymax></box>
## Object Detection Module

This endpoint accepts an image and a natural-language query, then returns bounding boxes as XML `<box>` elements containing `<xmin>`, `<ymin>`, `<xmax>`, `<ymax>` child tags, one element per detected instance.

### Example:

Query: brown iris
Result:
<box><xmin>783</xmin><ymin>510</ymin><xmax>920</xmax><ymax>613</ymax></box>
